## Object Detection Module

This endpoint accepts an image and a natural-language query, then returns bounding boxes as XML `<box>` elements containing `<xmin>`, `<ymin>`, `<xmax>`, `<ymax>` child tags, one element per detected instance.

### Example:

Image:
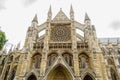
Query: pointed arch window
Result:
<box><xmin>81</xmin><ymin>57</ymin><xmax>86</xmax><ymax>68</ymax></box>
<box><xmin>4</xmin><ymin>65</ymin><xmax>10</xmax><ymax>80</ymax></box>
<box><xmin>34</xmin><ymin>56</ymin><xmax>41</xmax><ymax>68</ymax></box>
<box><xmin>48</xmin><ymin>53</ymin><xmax>57</xmax><ymax>66</ymax></box>
<box><xmin>10</xmin><ymin>66</ymin><xmax>17</xmax><ymax>80</ymax></box>
<box><xmin>62</xmin><ymin>53</ymin><xmax>73</xmax><ymax>66</ymax></box>
<box><xmin>79</xmin><ymin>54</ymin><xmax>89</xmax><ymax>69</ymax></box>
<box><xmin>32</xmin><ymin>55</ymin><xmax>41</xmax><ymax>69</ymax></box>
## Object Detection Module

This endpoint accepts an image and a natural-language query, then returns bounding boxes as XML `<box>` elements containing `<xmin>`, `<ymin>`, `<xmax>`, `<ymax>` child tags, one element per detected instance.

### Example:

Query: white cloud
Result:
<box><xmin>21</xmin><ymin>0</ymin><xmax>38</xmax><ymax>6</ymax></box>
<box><xmin>109</xmin><ymin>20</ymin><xmax>120</xmax><ymax>30</ymax></box>
<box><xmin>0</xmin><ymin>0</ymin><xmax>6</xmax><ymax>11</ymax></box>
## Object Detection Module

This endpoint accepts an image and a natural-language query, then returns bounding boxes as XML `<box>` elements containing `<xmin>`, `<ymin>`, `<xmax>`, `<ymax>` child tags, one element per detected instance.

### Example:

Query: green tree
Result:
<box><xmin>0</xmin><ymin>30</ymin><xmax>7</xmax><ymax>50</ymax></box>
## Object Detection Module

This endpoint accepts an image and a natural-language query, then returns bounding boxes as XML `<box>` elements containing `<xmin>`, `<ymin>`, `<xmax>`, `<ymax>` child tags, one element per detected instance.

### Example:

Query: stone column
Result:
<box><xmin>114</xmin><ymin>58</ymin><xmax>120</xmax><ymax>73</ymax></box>
<box><xmin>73</xmin><ymin>51</ymin><xmax>80</xmax><ymax>77</ymax></box>
<box><xmin>92</xmin><ymin>53</ymin><xmax>103</xmax><ymax>80</ymax></box>
<box><xmin>40</xmin><ymin>51</ymin><xmax>47</xmax><ymax>76</ymax></box>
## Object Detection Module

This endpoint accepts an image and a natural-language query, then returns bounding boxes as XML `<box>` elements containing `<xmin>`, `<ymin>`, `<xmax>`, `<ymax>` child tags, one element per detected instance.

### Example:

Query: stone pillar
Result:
<box><xmin>73</xmin><ymin>51</ymin><xmax>80</xmax><ymax>77</ymax></box>
<box><xmin>114</xmin><ymin>58</ymin><xmax>120</xmax><ymax>73</ymax></box>
<box><xmin>104</xmin><ymin>59</ymin><xmax>109</xmax><ymax>80</ymax></box>
<box><xmin>40</xmin><ymin>51</ymin><xmax>47</xmax><ymax>76</ymax></box>
<box><xmin>92</xmin><ymin>53</ymin><xmax>103</xmax><ymax>80</ymax></box>
<box><xmin>0</xmin><ymin>64</ymin><xmax>7</xmax><ymax>80</ymax></box>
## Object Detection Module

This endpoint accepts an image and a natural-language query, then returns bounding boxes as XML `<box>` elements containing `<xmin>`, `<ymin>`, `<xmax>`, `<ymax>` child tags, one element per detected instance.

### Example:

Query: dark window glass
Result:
<box><xmin>4</xmin><ymin>66</ymin><xmax>10</xmax><ymax>80</ymax></box>
<box><xmin>10</xmin><ymin>66</ymin><xmax>17</xmax><ymax>80</ymax></box>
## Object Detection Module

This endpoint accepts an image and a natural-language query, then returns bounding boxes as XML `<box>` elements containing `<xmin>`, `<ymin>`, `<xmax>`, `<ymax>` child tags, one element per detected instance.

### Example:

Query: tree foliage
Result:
<box><xmin>0</xmin><ymin>31</ymin><xmax>7</xmax><ymax>50</ymax></box>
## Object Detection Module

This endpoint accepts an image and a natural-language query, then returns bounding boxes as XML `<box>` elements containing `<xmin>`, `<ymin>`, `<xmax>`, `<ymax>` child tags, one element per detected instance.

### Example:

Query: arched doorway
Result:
<box><xmin>84</xmin><ymin>75</ymin><xmax>93</xmax><ymax>80</ymax></box>
<box><xmin>47</xmin><ymin>66</ymin><xmax>72</xmax><ymax>80</ymax></box>
<box><xmin>27</xmin><ymin>75</ymin><xmax>37</xmax><ymax>80</ymax></box>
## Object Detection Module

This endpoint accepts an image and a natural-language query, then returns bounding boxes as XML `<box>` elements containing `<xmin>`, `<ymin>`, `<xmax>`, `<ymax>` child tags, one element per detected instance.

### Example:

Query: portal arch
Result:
<box><xmin>27</xmin><ymin>74</ymin><xmax>37</xmax><ymax>80</ymax></box>
<box><xmin>47</xmin><ymin>64</ymin><xmax>73</xmax><ymax>80</ymax></box>
<box><xmin>83</xmin><ymin>75</ymin><xmax>94</xmax><ymax>80</ymax></box>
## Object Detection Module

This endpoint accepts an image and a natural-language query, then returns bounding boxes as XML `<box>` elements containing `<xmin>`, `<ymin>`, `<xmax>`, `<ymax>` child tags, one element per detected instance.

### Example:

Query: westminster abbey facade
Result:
<box><xmin>0</xmin><ymin>6</ymin><xmax>120</xmax><ymax>80</ymax></box>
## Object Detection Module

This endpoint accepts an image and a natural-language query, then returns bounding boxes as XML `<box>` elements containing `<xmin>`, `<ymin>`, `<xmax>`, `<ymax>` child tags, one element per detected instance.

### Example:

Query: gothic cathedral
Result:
<box><xmin>0</xmin><ymin>6</ymin><xmax>120</xmax><ymax>80</ymax></box>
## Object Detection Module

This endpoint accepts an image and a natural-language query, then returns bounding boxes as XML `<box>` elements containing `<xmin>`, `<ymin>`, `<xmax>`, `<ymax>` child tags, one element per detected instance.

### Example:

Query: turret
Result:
<box><xmin>47</xmin><ymin>5</ymin><xmax>52</xmax><ymax>21</ymax></box>
<box><xmin>70</xmin><ymin>5</ymin><xmax>74</xmax><ymax>20</ymax></box>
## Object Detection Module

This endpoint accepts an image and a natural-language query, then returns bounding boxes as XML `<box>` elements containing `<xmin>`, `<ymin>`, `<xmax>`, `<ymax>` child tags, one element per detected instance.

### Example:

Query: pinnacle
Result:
<box><xmin>48</xmin><ymin>5</ymin><xmax>52</xmax><ymax>13</ymax></box>
<box><xmin>85</xmin><ymin>13</ymin><xmax>90</xmax><ymax>21</ymax></box>
<box><xmin>32</xmin><ymin>14</ymin><xmax>38</xmax><ymax>23</ymax></box>
<box><xmin>70</xmin><ymin>4</ymin><xmax>74</xmax><ymax>13</ymax></box>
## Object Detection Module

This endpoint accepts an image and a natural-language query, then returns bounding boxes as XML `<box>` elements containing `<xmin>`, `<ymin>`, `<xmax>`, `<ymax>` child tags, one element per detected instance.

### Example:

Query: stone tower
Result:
<box><xmin>0</xmin><ymin>6</ymin><xmax>120</xmax><ymax>80</ymax></box>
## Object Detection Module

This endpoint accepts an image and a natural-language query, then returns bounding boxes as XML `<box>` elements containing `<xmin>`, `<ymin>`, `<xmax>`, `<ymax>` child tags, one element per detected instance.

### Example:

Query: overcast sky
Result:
<box><xmin>0</xmin><ymin>0</ymin><xmax>120</xmax><ymax>48</ymax></box>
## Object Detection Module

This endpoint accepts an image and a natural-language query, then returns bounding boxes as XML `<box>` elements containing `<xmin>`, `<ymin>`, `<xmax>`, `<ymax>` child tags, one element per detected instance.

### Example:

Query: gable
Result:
<box><xmin>52</xmin><ymin>9</ymin><xmax>70</xmax><ymax>22</ymax></box>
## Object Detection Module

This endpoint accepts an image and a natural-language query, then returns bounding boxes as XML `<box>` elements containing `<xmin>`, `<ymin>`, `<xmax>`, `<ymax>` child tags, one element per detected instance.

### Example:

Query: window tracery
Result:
<box><xmin>51</xmin><ymin>26</ymin><xmax>71</xmax><ymax>41</ymax></box>
<box><xmin>81</xmin><ymin>57</ymin><xmax>86</xmax><ymax>68</ymax></box>
<box><xmin>48</xmin><ymin>53</ymin><xmax>57</xmax><ymax>66</ymax></box>
<box><xmin>79</xmin><ymin>54</ymin><xmax>89</xmax><ymax>69</ymax></box>
<box><xmin>32</xmin><ymin>54</ymin><xmax>41</xmax><ymax>69</ymax></box>
<box><xmin>62</xmin><ymin>53</ymin><xmax>73</xmax><ymax>66</ymax></box>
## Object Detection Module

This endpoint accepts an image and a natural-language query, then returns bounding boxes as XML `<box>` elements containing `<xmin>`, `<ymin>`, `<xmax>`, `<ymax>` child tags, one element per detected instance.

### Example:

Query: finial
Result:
<box><xmin>32</xmin><ymin>14</ymin><xmax>38</xmax><ymax>23</ymax></box>
<box><xmin>60</xmin><ymin>8</ymin><xmax>62</xmax><ymax>11</ymax></box>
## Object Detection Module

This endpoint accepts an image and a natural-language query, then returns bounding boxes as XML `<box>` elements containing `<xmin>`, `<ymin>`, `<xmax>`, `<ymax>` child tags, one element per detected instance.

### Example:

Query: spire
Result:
<box><xmin>84</xmin><ymin>13</ymin><xmax>90</xmax><ymax>21</ymax></box>
<box><xmin>70</xmin><ymin>5</ymin><xmax>74</xmax><ymax>20</ymax></box>
<box><xmin>32</xmin><ymin>14</ymin><xmax>38</xmax><ymax>23</ymax></box>
<box><xmin>48</xmin><ymin>5</ymin><xmax>52</xmax><ymax>13</ymax></box>
<box><xmin>47</xmin><ymin>5</ymin><xmax>52</xmax><ymax>21</ymax></box>
<box><xmin>70</xmin><ymin>4</ymin><xmax>74</xmax><ymax>13</ymax></box>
